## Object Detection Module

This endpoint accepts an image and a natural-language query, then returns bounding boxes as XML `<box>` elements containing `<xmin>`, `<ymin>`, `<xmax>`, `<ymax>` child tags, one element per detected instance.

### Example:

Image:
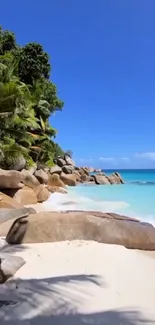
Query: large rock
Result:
<box><xmin>48</xmin><ymin>173</ymin><xmax>65</xmax><ymax>188</ymax></box>
<box><xmin>1</xmin><ymin>211</ymin><xmax>155</xmax><ymax>250</ymax></box>
<box><xmin>0</xmin><ymin>192</ymin><xmax>23</xmax><ymax>209</ymax></box>
<box><xmin>107</xmin><ymin>172</ymin><xmax>125</xmax><ymax>184</ymax></box>
<box><xmin>0</xmin><ymin>253</ymin><xmax>25</xmax><ymax>283</ymax></box>
<box><xmin>50</xmin><ymin>165</ymin><xmax>62</xmax><ymax>175</ymax></box>
<box><xmin>62</xmin><ymin>165</ymin><xmax>74</xmax><ymax>174</ymax></box>
<box><xmin>79</xmin><ymin>168</ymin><xmax>89</xmax><ymax>176</ymax></box>
<box><xmin>64</xmin><ymin>154</ymin><xmax>75</xmax><ymax>166</ymax></box>
<box><xmin>0</xmin><ymin>169</ymin><xmax>24</xmax><ymax>189</ymax></box>
<box><xmin>115</xmin><ymin>172</ymin><xmax>124</xmax><ymax>184</ymax></box>
<box><xmin>60</xmin><ymin>172</ymin><xmax>77</xmax><ymax>186</ymax></box>
<box><xmin>0</xmin><ymin>207</ymin><xmax>35</xmax><ymax>225</ymax></box>
<box><xmin>21</xmin><ymin>169</ymin><xmax>40</xmax><ymax>188</ymax></box>
<box><xmin>81</xmin><ymin>174</ymin><xmax>91</xmax><ymax>182</ymax></box>
<box><xmin>56</xmin><ymin>158</ymin><xmax>66</xmax><ymax>167</ymax></box>
<box><xmin>94</xmin><ymin>174</ymin><xmax>110</xmax><ymax>185</ymax></box>
<box><xmin>34</xmin><ymin>184</ymin><xmax>50</xmax><ymax>202</ymax></box>
<box><xmin>34</xmin><ymin>169</ymin><xmax>48</xmax><ymax>184</ymax></box>
<box><xmin>13</xmin><ymin>186</ymin><xmax>38</xmax><ymax>205</ymax></box>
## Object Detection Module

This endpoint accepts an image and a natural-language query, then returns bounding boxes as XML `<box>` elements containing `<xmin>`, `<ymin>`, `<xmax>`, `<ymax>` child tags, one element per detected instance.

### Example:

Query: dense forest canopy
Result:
<box><xmin>0</xmin><ymin>26</ymin><xmax>70</xmax><ymax>170</ymax></box>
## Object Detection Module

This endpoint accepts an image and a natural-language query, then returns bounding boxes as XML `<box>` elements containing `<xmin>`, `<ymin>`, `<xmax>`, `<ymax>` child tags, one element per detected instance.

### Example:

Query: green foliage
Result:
<box><xmin>0</xmin><ymin>26</ymin><xmax>68</xmax><ymax>169</ymax></box>
<box><xmin>0</xmin><ymin>26</ymin><xmax>16</xmax><ymax>55</ymax></box>
<box><xmin>18</xmin><ymin>43</ymin><xmax>50</xmax><ymax>84</ymax></box>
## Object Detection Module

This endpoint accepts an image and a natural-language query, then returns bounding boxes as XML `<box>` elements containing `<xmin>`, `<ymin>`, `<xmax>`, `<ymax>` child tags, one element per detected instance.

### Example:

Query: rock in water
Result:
<box><xmin>0</xmin><ymin>253</ymin><xmax>25</xmax><ymax>283</ymax></box>
<box><xmin>93</xmin><ymin>174</ymin><xmax>110</xmax><ymax>185</ymax></box>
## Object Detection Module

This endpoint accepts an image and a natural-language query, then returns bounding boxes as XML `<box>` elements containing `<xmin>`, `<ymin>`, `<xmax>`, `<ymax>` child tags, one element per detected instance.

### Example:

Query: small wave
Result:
<box><xmin>39</xmin><ymin>191</ymin><xmax>129</xmax><ymax>213</ymax></box>
<box><xmin>130</xmin><ymin>181</ymin><xmax>155</xmax><ymax>185</ymax></box>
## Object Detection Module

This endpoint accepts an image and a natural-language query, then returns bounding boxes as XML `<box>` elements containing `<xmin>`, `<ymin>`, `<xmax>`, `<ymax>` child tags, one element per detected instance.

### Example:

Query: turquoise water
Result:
<box><xmin>67</xmin><ymin>170</ymin><xmax>155</xmax><ymax>224</ymax></box>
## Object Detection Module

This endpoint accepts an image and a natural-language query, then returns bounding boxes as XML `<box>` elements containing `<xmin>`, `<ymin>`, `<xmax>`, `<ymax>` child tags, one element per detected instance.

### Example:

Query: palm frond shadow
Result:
<box><xmin>0</xmin><ymin>274</ymin><xmax>154</xmax><ymax>324</ymax></box>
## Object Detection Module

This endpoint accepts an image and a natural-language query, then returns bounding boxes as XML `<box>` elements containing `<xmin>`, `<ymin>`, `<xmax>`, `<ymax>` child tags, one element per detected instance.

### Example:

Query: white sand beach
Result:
<box><xmin>0</xmin><ymin>240</ymin><xmax>155</xmax><ymax>324</ymax></box>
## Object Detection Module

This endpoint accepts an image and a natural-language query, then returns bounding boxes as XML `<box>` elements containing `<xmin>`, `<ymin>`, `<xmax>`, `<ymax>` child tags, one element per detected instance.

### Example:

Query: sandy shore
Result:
<box><xmin>0</xmin><ymin>240</ymin><xmax>155</xmax><ymax>324</ymax></box>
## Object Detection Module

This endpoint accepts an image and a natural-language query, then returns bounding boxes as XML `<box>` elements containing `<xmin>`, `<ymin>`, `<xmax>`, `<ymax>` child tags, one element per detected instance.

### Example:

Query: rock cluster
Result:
<box><xmin>0</xmin><ymin>155</ymin><xmax>125</xmax><ymax>207</ymax></box>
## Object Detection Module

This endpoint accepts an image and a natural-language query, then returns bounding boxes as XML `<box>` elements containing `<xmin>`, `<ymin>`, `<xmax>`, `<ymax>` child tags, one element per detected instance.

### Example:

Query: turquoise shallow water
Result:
<box><xmin>66</xmin><ymin>170</ymin><xmax>155</xmax><ymax>224</ymax></box>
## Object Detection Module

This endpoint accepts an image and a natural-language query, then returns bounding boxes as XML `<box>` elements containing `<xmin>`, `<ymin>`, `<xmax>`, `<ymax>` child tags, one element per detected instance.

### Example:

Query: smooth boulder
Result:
<box><xmin>107</xmin><ymin>173</ymin><xmax>125</xmax><ymax>184</ymax></box>
<box><xmin>0</xmin><ymin>253</ymin><xmax>25</xmax><ymax>283</ymax></box>
<box><xmin>60</xmin><ymin>172</ymin><xmax>77</xmax><ymax>186</ymax></box>
<box><xmin>48</xmin><ymin>173</ymin><xmax>65</xmax><ymax>188</ymax></box>
<box><xmin>13</xmin><ymin>186</ymin><xmax>38</xmax><ymax>205</ymax></box>
<box><xmin>0</xmin><ymin>169</ymin><xmax>24</xmax><ymax>189</ymax></box>
<box><xmin>34</xmin><ymin>184</ymin><xmax>50</xmax><ymax>202</ymax></box>
<box><xmin>21</xmin><ymin>169</ymin><xmax>40</xmax><ymax>188</ymax></box>
<box><xmin>50</xmin><ymin>165</ymin><xmax>62</xmax><ymax>175</ymax></box>
<box><xmin>56</xmin><ymin>158</ymin><xmax>66</xmax><ymax>167</ymax></box>
<box><xmin>94</xmin><ymin>174</ymin><xmax>110</xmax><ymax>185</ymax></box>
<box><xmin>62</xmin><ymin>165</ymin><xmax>74</xmax><ymax>174</ymax></box>
<box><xmin>34</xmin><ymin>169</ymin><xmax>48</xmax><ymax>184</ymax></box>
<box><xmin>1</xmin><ymin>211</ymin><xmax>155</xmax><ymax>250</ymax></box>
<box><xmin>0</xmin><ymin>192</ymin><xmax>23</xmax><ymax>209</ymax></box>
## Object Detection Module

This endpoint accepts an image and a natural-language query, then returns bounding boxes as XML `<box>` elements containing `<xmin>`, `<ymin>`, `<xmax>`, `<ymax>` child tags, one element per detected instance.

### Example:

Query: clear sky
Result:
<box><xmin>1</xmin><ymin>0</ymin><xmax>155</xmax><ymax>168</ymax></box>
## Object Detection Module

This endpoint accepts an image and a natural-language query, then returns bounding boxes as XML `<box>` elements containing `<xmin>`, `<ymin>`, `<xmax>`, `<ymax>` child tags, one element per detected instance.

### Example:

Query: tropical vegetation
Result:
<box><xmin>0</xmin><ymin>26</ymin><xmax>68</xmax><ymax>170</ymax></box>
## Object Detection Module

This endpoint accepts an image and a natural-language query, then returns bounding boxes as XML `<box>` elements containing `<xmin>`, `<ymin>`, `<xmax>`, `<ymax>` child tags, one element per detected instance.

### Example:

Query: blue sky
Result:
<box><xmin>1</xmin><ymin>0</ymin><xmax>155</xmax><ymax>168</ymax></box>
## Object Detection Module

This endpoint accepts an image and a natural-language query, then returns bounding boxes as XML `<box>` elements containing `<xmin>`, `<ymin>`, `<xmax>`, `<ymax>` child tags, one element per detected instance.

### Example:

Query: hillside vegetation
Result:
<box><xmin>0</xmin><ymin>26</ymin><xmax>69</xmax><ymax>170</ymax></box>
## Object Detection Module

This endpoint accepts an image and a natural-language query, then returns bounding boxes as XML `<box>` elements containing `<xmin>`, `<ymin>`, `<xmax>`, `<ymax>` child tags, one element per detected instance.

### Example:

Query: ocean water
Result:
<box><xmin>42</xmin><ymin>169</ymin><xmax>155</xmax><ymax>225</ymax></box>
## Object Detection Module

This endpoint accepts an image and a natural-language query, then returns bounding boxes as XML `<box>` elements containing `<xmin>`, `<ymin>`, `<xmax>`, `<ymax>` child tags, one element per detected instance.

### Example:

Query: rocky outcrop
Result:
<box><xmin>34</xmin><ymin>184</ymin><xmax>50</xmax><ymax>202</ymax></box>
<box><xmin>50</xmin><ymin>165</ymin><xmax>62</xmax><ymax>175</ymax></box>
<box><xmin>0</xmin><ymin>169</ymin><xmax>24</xmax><ymax>189</ymax></box>
<box><xmin>0</xmin><ymin>192</ymin><xmax>23</xmax><ymax>209</ymax></box>
<box><xmin>34</xmin><ymin>169</ymin><xmax>48</xmax><ymax>184</ymax></box>
<box><xmin>13</xmin><ymin>186</ymin><xmax>38</xmax><ymax>205</ymax></box>
<box><xmin>107</xmin><ymin>172</ymin><xmax>125</xmax><ymax>184</ymax></box>
<box><xmin>60</xmin><ymin>172</ymin><xmax>77</xmax><ymax>186</ymax></box>
<box><xmin>94</xmin><ymin>174</ymin><xmax>110</xmax><ymax>185</ymax></box>
<box><xmin>1</xmin><ymin>211</ymin><xmax>155</xmax><ymax>250</ymax></box>
<box><xmin>64</xmin><ymin>154</ymin><xmax>75</xmax><ymax>166</ymax></box>
<box><xmin>21</xmin><ymin>169</ymin><xmax>40</xmax><ymax>188</ymax></box>
<box><xmin>0</xmin><ymin>253</ymin><xmax>25</xmax><ymax>283</ymax></box>
<box><xmin>94</xmin><ymin>173</ymin><xmax>124</xmax><ymax>185</ymax></box>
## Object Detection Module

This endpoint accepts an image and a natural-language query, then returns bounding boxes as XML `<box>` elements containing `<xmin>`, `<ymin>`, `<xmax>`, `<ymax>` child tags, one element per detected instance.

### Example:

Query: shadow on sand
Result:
<box><xmin>0</xmin><ymin>273</ymin><xmax>154</xmax><ymax>324</ymax></box>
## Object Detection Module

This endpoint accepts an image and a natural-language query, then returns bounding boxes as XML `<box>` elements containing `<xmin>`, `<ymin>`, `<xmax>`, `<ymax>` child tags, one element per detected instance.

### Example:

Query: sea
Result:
<box><xmin>41</xmin><ymin>169</ymin><xmax>155</xmax><ymax>225</ymax></box>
